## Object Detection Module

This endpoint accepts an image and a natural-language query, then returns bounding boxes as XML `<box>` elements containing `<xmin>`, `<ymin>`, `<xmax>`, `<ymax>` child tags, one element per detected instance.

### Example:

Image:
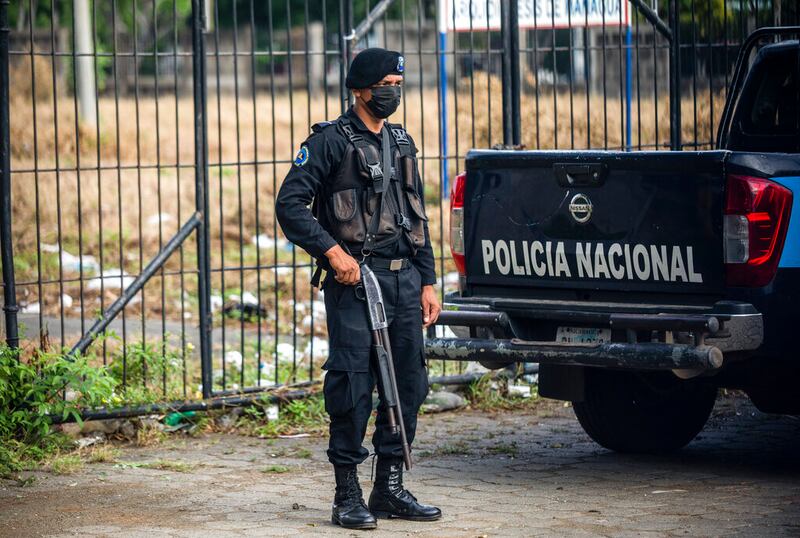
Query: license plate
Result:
<box><xmin>556</xmin><ymin>326</ymin><xmax>611</xmax><ymax>344</ymax></box>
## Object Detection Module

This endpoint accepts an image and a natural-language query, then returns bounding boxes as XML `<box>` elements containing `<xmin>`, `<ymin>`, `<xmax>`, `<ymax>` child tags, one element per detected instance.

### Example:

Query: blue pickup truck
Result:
<box><xmin>430</xmin><ymin>27</ymin><xmax>800</xmax><ymax>453</ymax></box>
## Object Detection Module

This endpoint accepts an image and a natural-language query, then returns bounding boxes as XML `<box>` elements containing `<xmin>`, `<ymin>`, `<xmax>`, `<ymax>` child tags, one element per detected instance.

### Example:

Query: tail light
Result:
<box><xmin>450</xmin><ymin>172</ymin><xmax>467</xmax><ymax>276</ymax></box>
<box><xmin>724</xmin><ymin>174</ymin><xmax>792</xmax><ymax>287</ymax></box>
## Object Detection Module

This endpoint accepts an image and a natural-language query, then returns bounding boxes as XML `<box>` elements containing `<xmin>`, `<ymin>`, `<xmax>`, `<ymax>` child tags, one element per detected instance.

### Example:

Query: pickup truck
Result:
<box><xmin>429</xmin><ymin>27</ymin><xmax>800</xmax><ymax>453</ymax></box>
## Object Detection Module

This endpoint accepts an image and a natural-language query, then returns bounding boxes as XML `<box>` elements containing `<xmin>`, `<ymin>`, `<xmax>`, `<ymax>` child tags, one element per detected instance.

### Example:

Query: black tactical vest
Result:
<box><xmin>315</xmin><ymin>116</ymin><xmax>428</xmax><ymax>259</ymax></box>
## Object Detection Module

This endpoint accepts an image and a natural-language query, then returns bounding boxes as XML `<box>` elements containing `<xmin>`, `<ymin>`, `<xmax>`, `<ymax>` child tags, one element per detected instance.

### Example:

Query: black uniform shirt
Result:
<box><xmin>276</xmin><ymin>108</ymin><xmax>437</xmax><ymax>286</ymax></box>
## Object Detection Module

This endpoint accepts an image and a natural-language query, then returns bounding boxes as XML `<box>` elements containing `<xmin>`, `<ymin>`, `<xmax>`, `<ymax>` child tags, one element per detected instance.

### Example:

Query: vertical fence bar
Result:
<box><xmin>625</xmin><ymin>25</ymin><xmax>632</xmax><ymax>150</ymax></box>
<box><xmin>509</xmin><ymin>0</ymin><xmax>521</xmax><ymax>146</ymax></box>
<box><xmin>232</xmin><ymin>0</ymin><xmax>245</xmax><ymax>389</ymax></box>
<box><xmin>268</xmin><ymin>0</ymin><xmax>279</xmax><ymax>387</ymax></box>
<box><xmin>567</xmin><ymin>7</ymin><xmax>574</xmax><ymax>149</ymax></box>
<box><xmin>212</xmin><ymin>0</ymin><xmax>225</xmax><ymax>392</ymax></box>
<box><xmin>669</xmin><ymin>0</ymin><xmax>682</xmax><ymax>150</ymax></box>
<box><xmin>286</xmin><ymin>0</ymin><xmax>298</xmax><ymax>384</ymax></box>
<box><xmin>70</xmin><ymin>4</ymin><xmax>86</xmax><ymax>338</ymax></box>
<box><xmin>152</xmin><ymin>0</ymin><xmax>167</xmax><ymax>396</ymax></box>
<box><xmin>50</xmin><ymin>1</ymin><xmax>66</xmax><ymax>349</ymax></box>
<box><xmin>532</xmin><ymin>2</ymin><xmax>541</xmax><ymax>148</ymax></box>
<box><xmin>303</xmin><ymin>0</ymin><xmax>314</xmax><ymax>381</ymax></box>
<box><xmin>690</xmin><ymin>0</ymin><xmax>698</xmax><ymax>147</ymax></box>
<box><xmin>0</xmin><ymin>0</ymin><xmax>17</xmax><ymax>349</ymax></box>
<box><xmin>28</xmin><ymin>0</ymin><xmax>44</xmax><ymax>346</ymax></box>
<box><xmin>340</xmin><ymin>0</ymin><xmax>353</xmax><ymax>114</ymax></box>
<box><xmin>249</xmin><ymin>0</ymin><xmax>263</xmax><ymax>389</ymax></box>
<box><xmin>550</xmin><ymin>0</ymin><xmax>558</xmax><ymax>149</ymax></box>
<box><xmin>91</xmin><ymin>0</ymin><xmax>107</xmax><ymax>361</ymax></box>
<box><xmin>173</xmin><ymin>0</ymin><xmax>188</xmax><ymax>396</ymax></box>
<box><xmin>500</xmin><ymin>0</ymin><xmax>512</xmax><ymax>145</ymax></box>
<box><xmin>437</xmin><ymin>0</ymin><xmax>448</xmax><ymax>197</ymax></box>
<box><xmin>132</xmin><ymin>0</ymin><xmax>146</xmax><ymax>378</ymax></box>
<box><xmin>192</xmin><ymin>0</ymin><xmax>213</xmax><ymax>399</ymax></box>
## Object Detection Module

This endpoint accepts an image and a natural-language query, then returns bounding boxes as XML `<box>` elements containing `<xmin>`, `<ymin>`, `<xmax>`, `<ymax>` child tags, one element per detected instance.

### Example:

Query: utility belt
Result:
<box><xmin>364</xmin><ymin>257</ymin><xmax>412</xmax><ymax>271</ymax></box>
<box><xmin>311</xmin><ymin>253</ymin><xmax>412</xmax><ymax>288</ymax></box>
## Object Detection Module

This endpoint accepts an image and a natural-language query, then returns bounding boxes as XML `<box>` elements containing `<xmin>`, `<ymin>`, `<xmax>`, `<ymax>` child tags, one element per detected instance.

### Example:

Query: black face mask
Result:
<box><xmin>365</xmin><ymin>85</ymin><xmax>401</xmax><ymax>119</ymax></box>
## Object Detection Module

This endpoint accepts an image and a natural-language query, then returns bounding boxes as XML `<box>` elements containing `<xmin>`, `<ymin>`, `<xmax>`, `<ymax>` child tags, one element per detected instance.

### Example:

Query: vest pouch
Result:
<box><xmin>329</xmin><ymin>188</ymin><xmax>366</xmax><ymax>243</ymax></box>
<box><xmin>363</xmin><ymin>186</ymin><xmax>400</xmax><ymax>251</ymax></box>
<box><xmin>361</xmin><ymin>190</ymin><xmax>401</xmax><ymax>249</ymax></box>
<box><xmin>400</xmin><ymin>155</ymin><xmax>427</xmax><ymax>248</ymax></box>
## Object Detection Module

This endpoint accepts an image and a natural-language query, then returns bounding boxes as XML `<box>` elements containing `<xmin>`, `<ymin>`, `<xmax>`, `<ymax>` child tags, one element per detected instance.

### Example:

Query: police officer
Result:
<box><xmin>275</xmin><ymin>48</ymin><xmax>442</xmax><ymax>530</ymax></box>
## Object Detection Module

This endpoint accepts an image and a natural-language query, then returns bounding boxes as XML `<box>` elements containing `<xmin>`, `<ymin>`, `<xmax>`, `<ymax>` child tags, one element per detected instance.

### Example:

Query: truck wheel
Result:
<box><xmin>572</xmin><ymin>369</ymin><xmax>717</xmax><ymax>454</ymax></box>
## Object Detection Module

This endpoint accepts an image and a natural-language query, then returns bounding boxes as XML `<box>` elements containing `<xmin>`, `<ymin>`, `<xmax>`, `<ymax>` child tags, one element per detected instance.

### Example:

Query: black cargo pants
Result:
<box><xmin>321</xmin><ymin>263</ymin><xmax>429</xmax><ymax>466</ymax></box>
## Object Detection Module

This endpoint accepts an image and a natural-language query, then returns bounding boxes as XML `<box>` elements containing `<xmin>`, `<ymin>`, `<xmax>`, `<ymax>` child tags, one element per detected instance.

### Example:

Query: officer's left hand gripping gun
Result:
<box><xmin>359</xmin><ymin>264</ymin><xmax>413</xmax><ymax>470</ymax></box>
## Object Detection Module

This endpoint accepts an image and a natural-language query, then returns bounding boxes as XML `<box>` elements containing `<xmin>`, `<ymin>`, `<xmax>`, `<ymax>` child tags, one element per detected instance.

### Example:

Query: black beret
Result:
<box><xmin>345</xmin><ymin>48</ymin><xmax>405</xmax><ymax>89</ymax></box>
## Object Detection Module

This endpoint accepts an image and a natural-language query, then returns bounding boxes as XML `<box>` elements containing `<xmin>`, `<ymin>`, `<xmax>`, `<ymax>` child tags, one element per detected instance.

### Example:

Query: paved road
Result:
<box><xmin>1</xmin><ymin>394</ymin><xmax>798</xmax><ymax>537</ymax></box>
<box><xmin>9</xmin><ymin>313</ymin><xmax>263</xmax><ymax>349</ymax></box>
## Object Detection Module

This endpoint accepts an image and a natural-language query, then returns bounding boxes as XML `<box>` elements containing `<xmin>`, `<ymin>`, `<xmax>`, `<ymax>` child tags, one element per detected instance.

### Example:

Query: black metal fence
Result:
<box><xmin>1</xmin><ymin>0</ymin><xmax>797</xmax><ymax>411</ymax></box>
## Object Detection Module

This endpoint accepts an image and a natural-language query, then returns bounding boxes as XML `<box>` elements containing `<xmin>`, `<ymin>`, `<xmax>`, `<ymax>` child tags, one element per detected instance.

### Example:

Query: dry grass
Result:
<box><xmin>8</xmin><ymin>60</ymin><xmax>725</xmax><ymax>334</ymax></box>
<box><xmin>84</xmin><ymin>445</ymin><xmax>121</xmax><ymax>464</ymax></box>
<box><xmin>135</xmin><ymin>425</ymin><xmax>167</xmax><ymax>447</ymax></box>
<box><xmin>47</xmin><ymin>454</ymin><xmax>84</xmax><ymax>475</ymax></box>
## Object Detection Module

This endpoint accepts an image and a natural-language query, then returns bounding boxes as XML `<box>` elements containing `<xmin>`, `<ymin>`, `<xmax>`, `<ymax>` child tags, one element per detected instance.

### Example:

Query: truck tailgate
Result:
<box><xmin>464</xmin><ymin>150</ymin><xmax>728</xmax><ymax>296</ymax></box>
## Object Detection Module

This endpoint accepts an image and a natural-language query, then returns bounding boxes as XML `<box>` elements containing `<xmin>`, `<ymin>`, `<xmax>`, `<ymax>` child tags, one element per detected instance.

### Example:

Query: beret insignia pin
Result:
<box><xmin>397</xmin><ymin>56</ymin><xmax>405</xmax><ymax>73</ymax></box>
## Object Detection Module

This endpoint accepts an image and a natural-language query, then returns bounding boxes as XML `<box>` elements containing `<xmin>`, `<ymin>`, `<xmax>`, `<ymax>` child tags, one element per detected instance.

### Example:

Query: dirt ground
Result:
<box><xmin>1</xmin><ymin>393</ymin><xmax>799</xmax><ymax>537</ymax></box>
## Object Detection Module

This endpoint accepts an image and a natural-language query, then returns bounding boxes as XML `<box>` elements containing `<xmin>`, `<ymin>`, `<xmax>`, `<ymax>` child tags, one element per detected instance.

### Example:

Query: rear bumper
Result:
<box><xmin>426</xmin><ymin>337</ymin><xmax>724</xmax><ymax>370</ymax></box>
<box><xmin>426</xmin><ymin>300</ymin><xmax>763</xmax><ymax>372</ymax></box>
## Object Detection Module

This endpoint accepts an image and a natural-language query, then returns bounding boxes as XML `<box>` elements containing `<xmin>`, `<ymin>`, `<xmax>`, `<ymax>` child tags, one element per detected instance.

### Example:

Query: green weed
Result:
<box><xmin>0</xmin><ymin>343</ymin><xmax>115</xmax><ymax>475</ymax></box>
<box><xmin>291</xmin><ymin>447</ymin><xmax>313</xmax><ymax>459</ymax></box>
<box><xmin>107</xmin><ymin>339</ymin><xmax>188</xmax><ymax>404</ymax></box>
<box><xmin>85</xmin><ymin>445</ymin><xmax>120</xmax><ymax>463</ymax></box>
<box><xmin>237</xmin><ymin>395</ymin><xmax>328</xmax><ymax>438</ymax></box>
<box><xmin>139</xmin><ymin>459</ymin><xmax>195</xmax><ymax>473</ymax></box>
<box><xmin>429</xmin><ymin>441</ymin><xmax>472</xmax><ymax>457</ymax></box>
<box><xmin>465</xmin><ymin>375</ymin><xmax>539</xmax><ymax>411</ymax></box>
<box><xmin>49</xmin><ymin>454</ymin><xmax>84</xmax><ymax>475</ymax></box>
<box><xmin>487</xmin><ymin>442</ymin><xmax>518</xmax><ymax>457</ymax></box>
<box><xmin>261</xmin><ymin>464</ymin><xmax>291</xmax><ymax>474</ymax></box>
<box><xmin>135</xmin><ymin>426</ymin><xmax>167</xmax><ymax>447</ymax></box>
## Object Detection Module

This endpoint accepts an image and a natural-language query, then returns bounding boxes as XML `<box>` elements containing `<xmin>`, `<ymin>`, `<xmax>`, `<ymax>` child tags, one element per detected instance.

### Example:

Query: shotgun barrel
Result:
<box><xmin>360</xmin><ymin>265</ymin><xmax>413</xmax><ymax>470</ymax></box>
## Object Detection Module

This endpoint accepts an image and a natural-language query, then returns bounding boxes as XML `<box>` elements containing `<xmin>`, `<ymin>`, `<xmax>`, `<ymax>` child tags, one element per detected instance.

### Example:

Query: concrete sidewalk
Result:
<box><xmin>1</xmin><ymin>394</ymin><xmax>798</xmax><ymax>537</ymax></box>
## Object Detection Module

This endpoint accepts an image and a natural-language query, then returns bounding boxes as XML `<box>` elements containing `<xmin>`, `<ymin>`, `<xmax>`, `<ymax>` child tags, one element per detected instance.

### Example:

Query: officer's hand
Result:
<box><xmin>325</xmin><ymin>244</ymin><xmax>361</xmax><ymax>285</ymax></box>
<box><xmin>421</xmin><ymin>285</ymin><xmax>441</xmax><ymax>328</ymax></box>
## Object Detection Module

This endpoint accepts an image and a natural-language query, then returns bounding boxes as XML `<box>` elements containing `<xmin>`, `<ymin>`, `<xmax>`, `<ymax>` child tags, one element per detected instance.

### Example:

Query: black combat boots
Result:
<box><xmin>368</xmin><ymin>459</ymin><xmax>442</xmax><ymax>521</ymax></box>
<box><xmin>332</xmin><ymin>465</ymin><xmax>378</xmax><ymax>530</ymax></box>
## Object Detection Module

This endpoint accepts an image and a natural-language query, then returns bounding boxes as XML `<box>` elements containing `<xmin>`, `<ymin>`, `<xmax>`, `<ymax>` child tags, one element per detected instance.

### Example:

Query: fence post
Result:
<box><xmin>192</xmin><ymin>0</ymin><xmax>213</xmax><ymax>398</ymax></box>
<box><xmin>668</xmin><ymin>0</ymin><xmax>681</xmax><ymax>150</ymax></box>
<box><xmin>0</xmin><ymin>0</ymin><xmax>18</xmax><ymax>349</ymax></box>
<box><xmin>74</xmin><ymin>0</ymin><xmax>97</xmax><ymax>126</ymax></box>
<box><xmin>500</xmin><ymin>0</ymin><xmax>521</xmax><ymax>146</ymax></box>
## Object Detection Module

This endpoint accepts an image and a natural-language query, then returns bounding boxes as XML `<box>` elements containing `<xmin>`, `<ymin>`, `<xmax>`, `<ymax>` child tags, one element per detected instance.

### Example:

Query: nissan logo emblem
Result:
<box><xmin>569</xmin><ymin>193</ymin><xmax>593</xmax><ymax>223</ymax></box>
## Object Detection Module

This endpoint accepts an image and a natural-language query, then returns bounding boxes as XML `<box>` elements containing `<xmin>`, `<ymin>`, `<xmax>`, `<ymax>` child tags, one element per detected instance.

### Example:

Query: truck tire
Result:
<box><xmin>572</xmin><ymin>369</ymin><xmax>717</xmax><ymax>454</ymax></box>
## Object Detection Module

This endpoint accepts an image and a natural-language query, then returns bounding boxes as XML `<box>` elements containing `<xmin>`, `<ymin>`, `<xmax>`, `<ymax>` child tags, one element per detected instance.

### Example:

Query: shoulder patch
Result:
<box><xmin>294</xmin><ymin>145</ymin><xmax>310</xmax><ymax>166</ymax></box>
